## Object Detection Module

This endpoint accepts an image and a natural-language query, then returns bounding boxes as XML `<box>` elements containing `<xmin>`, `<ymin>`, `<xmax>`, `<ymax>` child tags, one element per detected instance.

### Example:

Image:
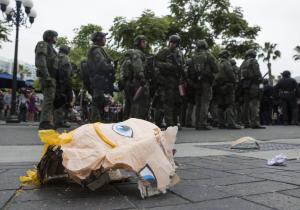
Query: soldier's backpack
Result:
<box><xmin>80</xmin><ymin>60</ymin><xmax>92</xmax><ymax>94</ymax></box>
<box><xmin>191</xmin><ymin>51</ymin><xmax>214</xmax><ymax>82</ymax></box>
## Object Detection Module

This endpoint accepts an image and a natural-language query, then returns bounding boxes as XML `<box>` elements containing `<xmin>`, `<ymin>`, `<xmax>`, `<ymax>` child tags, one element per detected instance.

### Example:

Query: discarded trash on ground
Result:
<box><xmin>267</xmin><ymin>154</ymin><xmax>288</xmax><ymax>166</ymax></box>
<box><xmin>230</xmin><ymin>136</ymin><xmax>260</xmax><ymax>150</ymax></box>
<box><xmin>20</xmin><ymin>118</ymin><xmax>180</xmax><ymax>198</ymax></box>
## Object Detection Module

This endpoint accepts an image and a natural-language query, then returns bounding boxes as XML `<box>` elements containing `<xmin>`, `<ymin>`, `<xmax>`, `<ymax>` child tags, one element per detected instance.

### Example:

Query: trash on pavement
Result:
<box><xmin>267</xmin><ymin>154</ymin><xmax>288</xmax><ymax>166</ymax></box>
<box><xmin>20</xmin><ymin>118</ymin><xmax>179</xmax><ymax>198</ymax></box>
<box><xmin>230</xmin><ymin>136</ymin><xmax>260</xmax><ymax>150</ymax></box>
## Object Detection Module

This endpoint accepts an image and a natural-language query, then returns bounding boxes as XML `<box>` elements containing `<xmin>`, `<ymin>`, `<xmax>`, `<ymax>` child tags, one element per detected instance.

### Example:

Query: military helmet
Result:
<box><xmin>169</xmin><ymin>34</ymin><xmax>181</xmax><ymax>45</ymax></box>
<box><xmin>134</xmin><ymin>35</ymin><xmax>146</xmax><ymax>47</ymax></box>
<box><xmin>91</xmin><ymin>31</ymin><xmax>108</xmax><ymax>43</ymax></box>
<box><xmin>59</xmin><ymin>45</ymin><xmax>70</xmax><ymax>54</ymax></box>
<box><xmin>263</xmin><ymin>79</ymin><xmax>269</xmax><ymax>85</ymax></box>
<box><xmin>196</xmin><ymin>40</ymin><xmax>208</xmax><ymax>50</ymax></box>
<box><xmin>43</xmin><ymin>30</ymin><xmax>58</xmax><ymax>42</ymax></box>
<box><xmin>219</xmin><ymin>49</ymin><xmax>230</xmax><ymax>58</ymax></box>
<box><xmin>230</xmin><ymin>59</ymin><xmax>237</xmax><ymax>65</ymax></box>
<box><xmin>245</xmin><ymin>49</ymin><xmax>257</xmax><ymax>58</ymax></box>
<box><xmin>281</xmin><ymin>70</ymin><xmax>291</xmax><ymax>78</ymax></box>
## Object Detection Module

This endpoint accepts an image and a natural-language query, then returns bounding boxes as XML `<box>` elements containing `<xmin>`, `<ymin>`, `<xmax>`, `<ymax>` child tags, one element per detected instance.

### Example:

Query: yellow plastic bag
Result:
<box><xmin>19</xmin><ymin>169</ymin><xmax>40</xmax><ymax>186</ymax></box>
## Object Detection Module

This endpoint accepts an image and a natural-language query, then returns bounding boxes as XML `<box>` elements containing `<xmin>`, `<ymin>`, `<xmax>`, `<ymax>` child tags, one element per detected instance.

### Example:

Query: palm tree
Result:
<box><xmin>293</xmin><ymin>46</ymin><xmax>300</xmax><ymax>61</ymax></box>
<box><xmin>18</xmin><ymin>64</ymin><xmax>30</xmax><ymax>80</ymax></box>
<box><xmin>258</xmin><ymin>42</ymin><xmax>281</xmax><ymax>86</ymax></box>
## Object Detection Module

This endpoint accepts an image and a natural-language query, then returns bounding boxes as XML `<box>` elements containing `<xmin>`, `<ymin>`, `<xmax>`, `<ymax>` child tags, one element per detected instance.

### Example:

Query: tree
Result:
<box><xmin>55</xmin><ymin>36</ymin><xmax>70</xmax><ymax>48</ymax></box>
<box><xmin>293</xmin><ymin>46</ymin><xmax>300</xmax><ymax>61</ymax></box>
<box><xmin>258</xmin><ymin>42</ymin><xmax>281</xmax><ymax>85</ymax></box>
<box><xmin>169</xmin><ymin>0</ymin><xmax>261</xmax><ymax>57</ymax></box>
<box><xmin>18</xmin><ymin>64</ymin><xmax>30</xmax><ymax>80</ymax></box>
<box><xmin>109</xmin><ymin>10</ymin><xmax>173</xmax><ymax>52</ymax></box>
<box><xmin>0</xmin><ymin>23</ymin><xmax>10</xmax><ymax>48</ymax></box>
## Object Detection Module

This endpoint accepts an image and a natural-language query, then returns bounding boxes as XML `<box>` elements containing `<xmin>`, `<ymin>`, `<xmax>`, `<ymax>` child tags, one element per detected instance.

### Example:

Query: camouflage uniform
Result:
<box><xmin>155</xmin><ymin>35</ymin><xmax>184</xmax><ymax>127</ymax></box>
<box><xmin>188</xmin><ymin>40</ymin><xmax>218</xmax><ymax>130</ymax></box>
<box><xmin>215</xmin><ymin>50</ymin><xmax>240</xmax><ymax>129</ymax></box>
<box><xmin>120</xmin><ymin>47</ymin><xmax>149</xmax><ymax>120</ymax></box>
<box><xmin>35</xmin><ymin>30</ymin><xmax>58</xmax><ymax>129</ymax></box>
<box><xmin>87</xmin><ymin>32</ymin><xmax>115</xmax><ymax>123</ymax></box>
<box><xmin>53</xmin><ymin>45</ymin><xmax>73</xmax><ymax>128</ymax></box>
<box><xmin>241</xmin><ymin>49</ymin><xmax>265</xmax><ymax>128</ymax></box>
<box><xmin>230</xmin><ymin>59</ymin><xmax>242</xmax><ymax>124</ymax></box>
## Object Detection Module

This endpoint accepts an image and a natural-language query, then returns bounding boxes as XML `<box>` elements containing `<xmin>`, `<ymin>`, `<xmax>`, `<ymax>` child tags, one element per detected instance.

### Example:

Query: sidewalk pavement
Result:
<box><xmin>1</xmin><ymin>125</ymin><xmax>300</xmax><ymax>209</ymax></box>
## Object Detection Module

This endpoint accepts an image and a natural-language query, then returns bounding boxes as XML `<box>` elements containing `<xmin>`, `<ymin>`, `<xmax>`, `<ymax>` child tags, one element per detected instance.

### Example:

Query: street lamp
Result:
<box><xmin>0</xmin><ymin>0</ymin><xmax>37</xmax><ymax>123</ymax></box>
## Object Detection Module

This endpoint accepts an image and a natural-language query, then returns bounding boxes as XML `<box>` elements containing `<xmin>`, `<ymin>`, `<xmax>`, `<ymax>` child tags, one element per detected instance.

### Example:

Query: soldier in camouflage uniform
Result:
<box><xmin>230</xmin><ymin>59</ymin><xmax>242</xmax><ymax>124</ymax></box>
<box><xmin>154</xmin><ymin>35</ymin><xmax>184</xmax><ymax>128</ymax></box>
<box><xmin>53</xmin><ymin>45</ymin><xmax>73</xmax><ymax>129</ymax></box>
<box><xmin>215</xmin><ymin>50</ymin><xmax>241</xmax><ymax>129</ymax></box>
<box><xmin>241</xmin><ymin>49</ymin><xmax>265</xmax><ymax>129</ymax></box>
<box><xmin>120</xmin><ymin>35</ymin><xmax>149</xmax><ymax>120</ymax></box>
<box><xmin>87</xmin><ymin>32</ymin><xmax>115</xmax><ymax>123</ymax></box>
<box><xmin>35</xmin><ymin>30</ymin><xmax>59</xmax><ymax>130</ymax></box>
<box><xmin>187</xmin><ymin>40</ymin><xmax>218</xmax><ymax>130</ymax></box>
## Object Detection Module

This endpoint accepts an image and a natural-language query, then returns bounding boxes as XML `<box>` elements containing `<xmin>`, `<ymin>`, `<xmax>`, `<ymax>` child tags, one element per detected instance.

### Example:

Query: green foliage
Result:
<box><xmin>109</xmin><ymin>10</ymin><xmax>173</xmax><ymax>51</ymax></box>
<box><xmin>33</xmin><ymin>79</ymin><xmax>41</xmax><ymax>91</ymax></box>
<box><xmin>73</xmin><ymin>24</ymin><xmax>102</xmax><ymax>53</ymax></box>
<box><xmin>169</xmin><ymin>0</ymin><xmax>261</xmax><ymax>58</ymax></box>
<box><xmin>55</xmin><ymin>36</ymin><xmax>70</xmax><ymax>48</ymax></box>
<box><xmin>258</xmin><ymin>42</ymin><xmax>281</xmax><ymax>63</ymax></box>
<box><xmin>0</xmin><ymin>69</ymin><xmax>8</xmax><ymax>73</ymax></box>
<box><xmin>293</xmin><ymin>46</ymin><xmax>300</xmax><ymax>61</ymax></box>
<box><xmin>0</xmin><ymin>23</ymin><xmax>10</xmax><ymax>48</ymax></box>
<box><xmin>258</xmin><ymin>42</ymin><xmax>281</xmax><ymax>84</ymax></box>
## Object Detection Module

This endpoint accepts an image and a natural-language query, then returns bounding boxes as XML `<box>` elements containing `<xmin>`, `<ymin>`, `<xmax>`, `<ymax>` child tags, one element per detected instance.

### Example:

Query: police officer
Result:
<box><xmin>187</xmin><ymin>40</ymin><xmax>218</xmax><ymax>130</ymax></box>
<box><xmin>35</xmin><ymin>30</ymin><xmax>58</xmax><ymax>130</ymax></box>
<box><xmin>120</xmin><ymin>35</ymin><xmax>149</xmax><ymax>120</ymax></box>
<box><xmin>241</xmin><ymin>49</ymin><xmax>265</xmax><ymax>129</ymax></box>
<box><xmin>275</xmin><ymin>70</ymin><xmax>299</xmax><ymax>125</ymax></box>
<box><xmin>54</xmin><ymin>45</ymin><xmax>73</xmax><ymax>128</ymax></box>
<box><xmin>215</xmin><ymin>50</ymin><xmax>241</xmax><ymax>129</ymax></box>
<box><xmin>87</xmin><ymin>32</ymin><xmax>115</xmax><ymax>123</ymax></box>
<box><xmin>155</xmin><ymin>35</ymin><xmax>184</xmax><ymax>128</ymax></box>
<box><xmin>260</xmin><ymin>79</ymin><xmax>274</xmax><ymax>125</ymax></box>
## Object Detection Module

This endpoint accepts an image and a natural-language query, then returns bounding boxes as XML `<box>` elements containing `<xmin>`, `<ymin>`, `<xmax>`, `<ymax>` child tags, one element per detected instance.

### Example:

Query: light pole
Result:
<box><xmin>0</xmin><ymin>0</ymin><xmax>37</xmax><ymax>122</ymax></box>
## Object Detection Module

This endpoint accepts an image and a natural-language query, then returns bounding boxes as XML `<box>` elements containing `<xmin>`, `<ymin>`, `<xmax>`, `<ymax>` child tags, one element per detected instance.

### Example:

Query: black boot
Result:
<box><xmin>39</xmin><ymin>121</ymin><xmax>54</xmax><ymax>130</ymax></box>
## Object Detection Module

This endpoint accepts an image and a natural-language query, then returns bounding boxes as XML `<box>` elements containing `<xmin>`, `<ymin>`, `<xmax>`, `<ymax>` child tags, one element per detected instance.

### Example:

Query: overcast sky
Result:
<box><xmin>0</xmin><ymin>0</ymin><xmax>299</xmax><ymax>77</ymax></box>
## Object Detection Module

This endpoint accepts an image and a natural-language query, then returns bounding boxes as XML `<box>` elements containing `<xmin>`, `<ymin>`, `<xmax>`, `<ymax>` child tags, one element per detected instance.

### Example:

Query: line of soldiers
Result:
<box><xmin>35</xmin><ymin>30</ymin><xmax>269</xmax><ymax>131</ymax></box>
<box><xmin>119</xmin><ymin>34</ymin><xmax>266</xmax><ymax>130</ymax></box>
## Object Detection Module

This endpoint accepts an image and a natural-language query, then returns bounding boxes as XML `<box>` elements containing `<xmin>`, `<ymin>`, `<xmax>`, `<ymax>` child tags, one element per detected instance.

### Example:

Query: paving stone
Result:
<box><xmin>219</xmin><ymin>180</ymin><xmax>298</xmax><ymax>197</ymax></box>
<box><xmin>147</xmin><ymin>197</ymin><xmax>273</xmax><ymax>210</ymax></box>
<box><xmin>5</xmin><ymin>197</ymin><xmax>134</xmax><ymax>210</ymax></box>
<box><xmin>248</xmin><ymin>172</ymin><xmax>300</xmax><ymax>186</ymax></box>
<box><xmin>0</xmin><ymin>169</ymin><xmax>24</xmax><ymax>190</ymax></box>
<box><xmin>177</xmin><ymin>168</ymin><xmax>233</xmax><ymax>180</ymax></box>
<box><xmin>0</xmin><ymin>163</ymin><xmax>37</xmax><ymax>170</ymax></box>
<box><xmin>13</xmin><ymin>184</ymin><xmax>118</xmax><ymax>202</ymax></box>
<box><xmin>245</xmin><ymin>192</ymin><xmax>300</xmax><ymax>210</ymax></box>
<box><xmin>188</xmin><ymin>158</ymin><xmax>260</xmax><ymax>171</ymax></box>
<box><xmin>200</xmin><ymin>143</ymin><xmax>300</xmax><ymax>153</ymax></box>
<box><xmin>169</xmin><ymin>180</ymin><xmax>230</xmax><ymax>202</ymax></box>
<box><xmin>0</xmin><ymin>190</ymin><xmax>15</xmax><ymax>209</ymax></box>
<box><xmin>280</xmin><ymin>188</ymin><xmax>300</xmax><ymax>198</ymax></box>
<box><xmin>281</xmin><ymin>162</ymin><xmax>300</xmax><ymax>171</ymax></box>
<box><xmin>176</xmin><ymin>162</ymin><xmax>201</xmax><ymax>170</ymax></box>
<box><xmin>114</xmin><ymin>183</ymin><xmax>188</xmax><ymax>208</ymax></box>
<box><xmin>186</xmin><ymin>174</ymin><xmax>264</xmax><ymax>187</ymax></box>
<box><xmin>229</xmin><ymin>168</ymin><xmax>285</xmax><ymax>175</ymax></box>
